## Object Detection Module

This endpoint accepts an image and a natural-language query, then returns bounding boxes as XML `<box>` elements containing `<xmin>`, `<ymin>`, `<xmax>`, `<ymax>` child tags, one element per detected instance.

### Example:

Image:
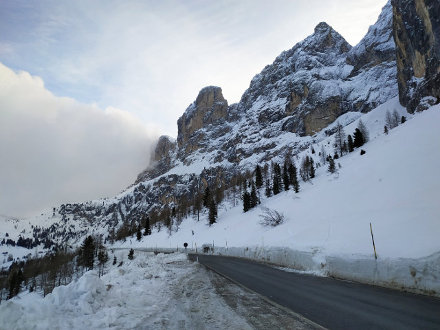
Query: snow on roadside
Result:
<box><xmin>0</xmin><ymin>251</ymin><xmax>253</xmax><ymax>330</ymax></box>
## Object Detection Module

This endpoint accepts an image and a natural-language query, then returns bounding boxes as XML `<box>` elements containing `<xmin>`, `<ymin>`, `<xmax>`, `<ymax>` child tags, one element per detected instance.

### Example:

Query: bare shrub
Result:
<box><xmin>259</xmin><ymin>207</ymin><xmax>285</xmax><ymax>227</ymax></box>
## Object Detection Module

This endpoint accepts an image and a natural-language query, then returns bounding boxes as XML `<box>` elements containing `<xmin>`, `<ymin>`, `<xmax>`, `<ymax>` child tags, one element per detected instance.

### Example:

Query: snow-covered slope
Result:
<box><xmin>119</xmin><ymin>102</ymin><xmax>440</xmax><ymax>294</ymax></box>
<box><xmin>129</xmin><ymin>101</ymin><xmax>439</xmax><ymax>258</ymax></box>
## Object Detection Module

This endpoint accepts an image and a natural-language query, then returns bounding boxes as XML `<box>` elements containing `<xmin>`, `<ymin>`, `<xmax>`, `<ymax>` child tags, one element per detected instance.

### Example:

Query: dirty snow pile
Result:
<box><xmin>0</xmin><ymin>251</ymin><xmax>253</xmax><ymax>330</ymax></box>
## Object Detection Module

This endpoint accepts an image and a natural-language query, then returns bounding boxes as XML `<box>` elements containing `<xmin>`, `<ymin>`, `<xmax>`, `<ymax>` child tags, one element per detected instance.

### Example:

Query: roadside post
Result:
<box><xmin>370</xmin><ymin>222</ymin><xmax>377</xmax><ymax>260</ymax></box>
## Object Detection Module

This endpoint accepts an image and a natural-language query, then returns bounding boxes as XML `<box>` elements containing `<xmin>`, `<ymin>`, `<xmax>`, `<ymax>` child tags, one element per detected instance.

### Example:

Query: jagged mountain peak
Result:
<box><xmin>177</xmin><ymin>86</ymin><xmax>228</xmax><ymax>152</ymax></box>
<box><xmin>314</xmin><ymin>21</ymin><xmax>331</xmax><ymax>32</ymax></box>
<box><xmin>302</xmin><ymin>21</ymin><xmax>351</xmax><ymax>54</ymax></box>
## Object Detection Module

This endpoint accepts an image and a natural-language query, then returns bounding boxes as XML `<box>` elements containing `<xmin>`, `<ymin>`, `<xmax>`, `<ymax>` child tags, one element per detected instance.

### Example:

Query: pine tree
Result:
<box><xmin>144</xmin><ymin>216</ymin><xmax>151</xmax><ymax>236</ymax></box>
<box><xmin>255</xmin><ymin>165</ymin><xmax>263</xmax><ymax>189</ymax></box>
<box><xmin>208</xmin><ymin>200</ymin><xmax>217</xmax><ymax>225</ymax></box>
<box><xmin>136</xmin><ymin>224</ymin><xmax>142</xmax><ymax>241</ymax></box>
<box><xmin>283</xmin><ymin>162</ymin><xmax>290</xmax><ymax>191</ymax></box>
<box><xmin>328</xmin><ymin>156</ymin><xmax>336</xmax><ymax>174</ymax></box>
<box><xmin>243</xmin><ymin>191</ymin><xmax>251</xmax><ymax>212</ymax></box>
<box><xmin>300</xmin><ymin>156</ymin><xmax>310</xmax><ymax>181</ymax></box>
<box><xmin>288</xmin><ymin>163</ymin><xmax>299</xmax><ymax>193</ymax></box>
<box><xmin>353</xmin><ymin>128</ymin><xmax>364</xmax><ymax>148</ymax></box>
<box><xmin>203</xmin><ymin>187</ymin><xmax>211</xmax><ymax>208</ymax></box>
<box><xmin>128</xmin><ymin>249</ymin><xmax>134</xmax><ymax>260</ymax></box>
<box><xmin>272</xmin><ymin>163</ymin><xmax>281</xmax><ymax>195</ymax></box>
<box><xmin>357</xmin><ymin>119</ymin><xmax>369</xmax><ymax>142</ymax></box>
<box><xmin>347</xmin><ymin>134</ymin><xmax>354</xmax><ymax>152</ymax></box>
<box><xmin>310</xmin><ymin>158</ymin><xmax>315</xmax><ymax>179</ymax></box>
<box><xmin>265</xmin><ymin>178</ymin><xmax>272</xmax><ymax>198</ymax></box>
<box><xmin>79</xmin><ymin>236</ymin><xmax>95</xmax><ymax>271</ymax></box>
<box><xmin>401</xmin><ymin>116</ymin><xmax>406</xmax><ymax>124</ymax></box>
<box><xmin>113</xmin><ymin>256</ymin><xmax>117</xmax><ymax>265</ymax></box>
<box><xmin>384</xmin><ymin>125</ymin><xmax>388</xmax><ymax>135</ymax></box>
<box><xmin>250</xmin><ymin>184</ymin><xmax>259</xmax><ymax>208</ymax></box>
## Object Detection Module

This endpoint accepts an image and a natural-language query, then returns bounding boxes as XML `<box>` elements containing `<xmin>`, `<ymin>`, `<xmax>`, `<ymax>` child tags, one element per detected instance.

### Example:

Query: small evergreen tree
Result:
<box><xmin>243</xmin><ymin>191</ymin><xmax>251</xmax><ymax>212</ymax></box>
<box><xmin>113</xmin><ymin>256</ymin><xmax>117</xmax><ymax>265</ymax></box>
<box><xmin>265</xmin><ymin>178</ymin><xmax>272</xmax><ymax>198</ymax></box>
<box><xmin>353</xmin><ymin>128</ymin><xmax>364</xmax><ymax>148</ymax></box>
<box><xmin>272</xmin><ymin>163</ymin><xmax>281</xmax><ymax>195</ymax></box>
<box><xmin>288</xmin><ymin>163</ymin><xmax>299</xmax><ymax>193</ymax></box>
<box><xmin>203</xmin><ymin>187</ymin><xmax>211</xmax><ymax>208</ymax></box>
<box><xmin>283</xmin><ymin>162</ymin><xmax>290</xmax><ymax>191</ymax></box>
<box><xmin>300</xmin><ymin>156</ymin><xmax>312</xmax><ymax>181</ymax></box>
<box><xmin>347</xmin><ymin>134</ymin><xmax>354</xmax><ymax>152</ymax></box>
<box><xmin>255</xmin><ymin>165</ymin><xmax>263</xmax><ymax>189</ymax></box>
<box><xmin>144</xmin><ymin>216</ymin><xmax>151</xmax><ymax>236</ymax></box>
<box><xmin>136</xmin><ymin>224</ymin><xmax>142</xmax><ymax>241</ymax></box>
<box><xmin>208</xmin><ymin>200</ymin><xmax>217</xmax><ymax>225</ymax></box>
<box><xmin>384</xmin><ymin>125</ymin><xmax>388</xmax><ymax>135</ymax></box>
<box><xmin>328</xmin><ymin>156</ymin><xmax>336</xmax><ymax>174</ymax></box>
<box><xmin>79</xmin><ymin>236</ymin><xmax>95</xmax><ymax>271</ymax></box>
<box><xmin>401</xmin><ymin>116</ymin><xmax>406</xmax><ymax>124</ymax></box>
<box><xmin>128</xmin><ymin>249</ymin><xmax>134</xmax><ymax>260</ymax></box>
<box><xmin>310</xmin><ymin>158</ymin><xmax>315</xmax><ymax>179</ymax></box>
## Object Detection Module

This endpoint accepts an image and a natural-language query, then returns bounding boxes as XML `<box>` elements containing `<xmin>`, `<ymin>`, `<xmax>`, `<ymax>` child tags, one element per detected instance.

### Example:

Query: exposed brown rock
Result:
<box><xmin>177</xmin><ymin>86</ymin><xmax>228</xmax><ymax>152</ymax></box>
<box><xmin>392</xmin><ymin>0</ymin><xmax>440</xmax><ymax>112</ymax></box>
<box><xmin>303</xmin><ymin>98</ymin><xmax>343</xmax><ymax>136</ymax></box>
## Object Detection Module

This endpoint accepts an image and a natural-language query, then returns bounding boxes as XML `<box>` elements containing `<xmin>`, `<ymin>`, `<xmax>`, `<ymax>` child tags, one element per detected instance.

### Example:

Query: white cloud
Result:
<box><xmin>0</xmin><ymin>62</ymin><xmax>158</xmax><ymax>217</ymax></box>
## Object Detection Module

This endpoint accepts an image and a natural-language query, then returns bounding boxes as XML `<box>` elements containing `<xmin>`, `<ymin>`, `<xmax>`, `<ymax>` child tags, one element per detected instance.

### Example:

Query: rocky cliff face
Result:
<box><xmin>177</xmin><ymin>86</ymin><xmax>229</xmax><ymax>153</ymax></box>
<box><xmin>135</xmin><ymin>135</ymin><xmax>177</xmax><ymax>183</ymax></box>
<box><xmin>238</xmin><ymin>2</ymin><xmax>397</xmax><ymax>137</ymax></box>
<box><xmin>392</xmin><ymin>0</ymin><xmax>440</xmax><ymax>112</ymax></box>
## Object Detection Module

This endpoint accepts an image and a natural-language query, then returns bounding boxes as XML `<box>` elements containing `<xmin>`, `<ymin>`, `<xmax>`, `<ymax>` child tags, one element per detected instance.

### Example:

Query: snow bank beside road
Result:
<box><xmin>0</xmin><ymin>251</ymin><xmax>253</xmax><ymax>330</ymax></box>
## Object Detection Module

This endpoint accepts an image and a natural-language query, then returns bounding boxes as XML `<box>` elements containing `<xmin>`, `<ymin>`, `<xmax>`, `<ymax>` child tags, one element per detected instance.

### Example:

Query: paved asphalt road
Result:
<box><xmin>189</xmin><ymin>254</ymin><xmax>440</xmax><ymax>330</ymax></box>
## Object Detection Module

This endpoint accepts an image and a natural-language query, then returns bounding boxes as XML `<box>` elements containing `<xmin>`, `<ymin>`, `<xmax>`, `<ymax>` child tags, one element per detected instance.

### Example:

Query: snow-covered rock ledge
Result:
<box><xmin>209</xmin><ymin>246</ymin><xmax>440</xmax><ymax>297</ymax></box>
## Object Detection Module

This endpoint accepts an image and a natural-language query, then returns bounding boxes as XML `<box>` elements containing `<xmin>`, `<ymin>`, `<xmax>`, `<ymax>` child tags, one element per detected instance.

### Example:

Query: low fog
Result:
<box><xmin>0</xmin><ymin>63</ymin><xmax>158</xmax><ymax>217</ymax></box>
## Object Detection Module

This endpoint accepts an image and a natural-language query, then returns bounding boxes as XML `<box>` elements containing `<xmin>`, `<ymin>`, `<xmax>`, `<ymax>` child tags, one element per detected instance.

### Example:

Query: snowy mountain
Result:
<box><xmin>1</xmin><ymin>0</ymin><xmax>439</xmax><ymax>291</ymax></box>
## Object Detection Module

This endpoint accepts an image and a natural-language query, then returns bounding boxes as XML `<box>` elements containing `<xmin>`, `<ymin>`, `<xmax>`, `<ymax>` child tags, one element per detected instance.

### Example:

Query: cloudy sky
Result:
<box><xmin>0</xmin><ymin>0</ymin><xmax>387</xmax><ymax>217</ymax></box>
